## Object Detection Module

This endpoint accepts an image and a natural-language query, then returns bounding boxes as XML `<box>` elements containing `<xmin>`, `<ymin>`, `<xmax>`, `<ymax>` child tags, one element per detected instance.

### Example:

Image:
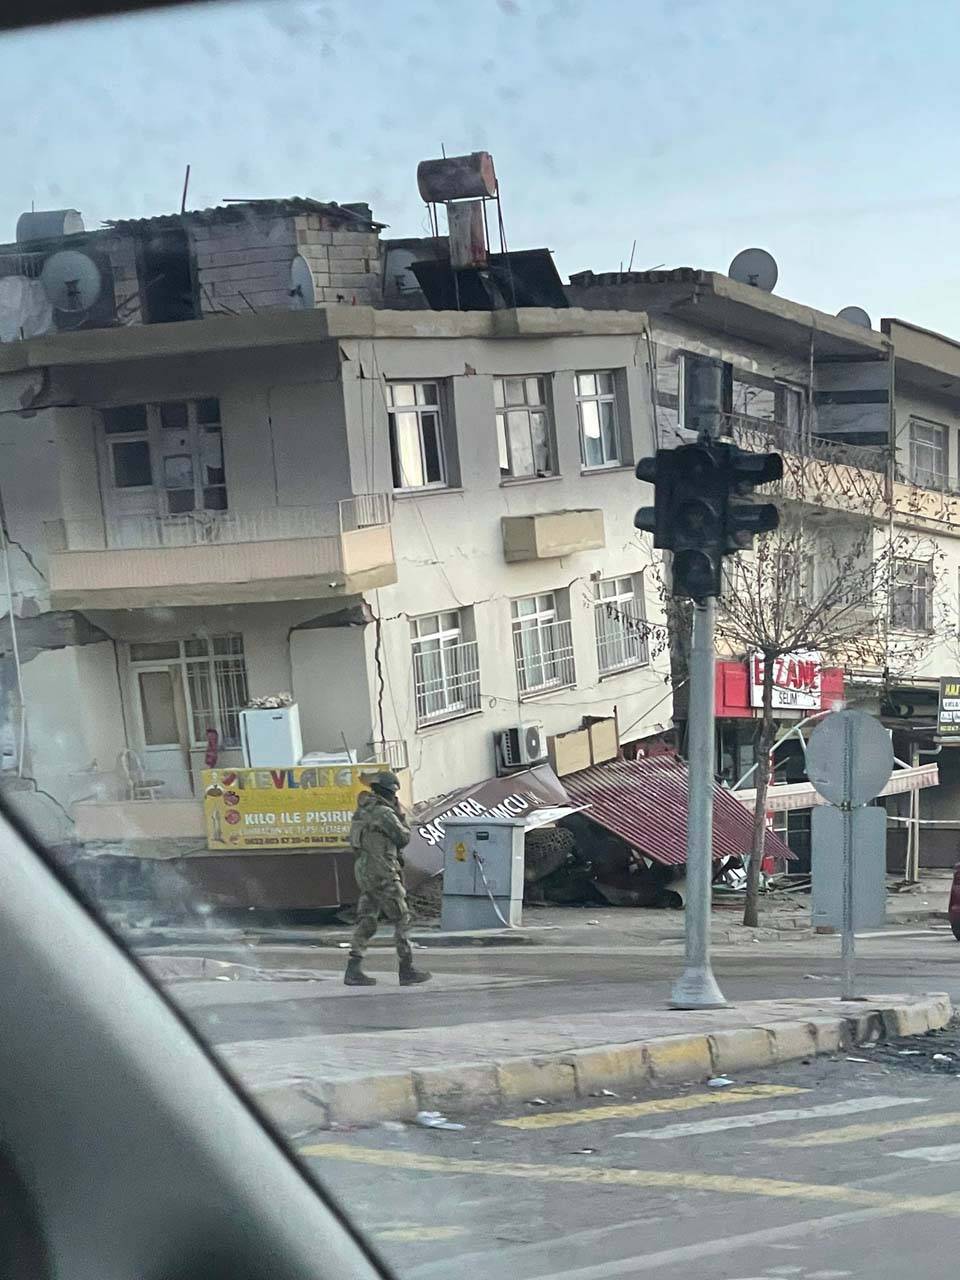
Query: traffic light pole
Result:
<box><xmin>671</xmin><ymin>595</ymin><xmax>727</xmax><ymax>1009</ymax></box>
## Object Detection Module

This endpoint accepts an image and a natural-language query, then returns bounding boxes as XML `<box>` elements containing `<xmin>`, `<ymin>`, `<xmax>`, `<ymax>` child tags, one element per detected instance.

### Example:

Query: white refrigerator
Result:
<box><xmin>239</xmin><ymin>704</ymin><xmax>303</xmax><ymax>768</ymax></box>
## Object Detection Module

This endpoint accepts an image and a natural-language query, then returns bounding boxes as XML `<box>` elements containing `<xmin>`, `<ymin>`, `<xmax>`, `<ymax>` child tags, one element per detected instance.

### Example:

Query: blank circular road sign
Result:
<box><xmin>805</xmin><ymin>709</ymin><xmax>894</xmax><ymax>807</ymax></box>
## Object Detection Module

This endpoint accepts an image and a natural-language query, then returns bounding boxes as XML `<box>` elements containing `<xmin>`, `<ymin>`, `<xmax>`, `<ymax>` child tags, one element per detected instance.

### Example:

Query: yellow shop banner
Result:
<box><xmin>202</xmin><ymin>765</ymin><xmax>390</xmax><ymax>850</ymax></box>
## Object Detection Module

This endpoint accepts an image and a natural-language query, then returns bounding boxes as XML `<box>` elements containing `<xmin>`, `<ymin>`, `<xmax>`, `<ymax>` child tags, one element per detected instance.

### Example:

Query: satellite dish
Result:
<box><xmin>728</xmin><ymin>248</ymin><xmax>778</xmax><ymax>292</ymax></box>
<box><xmin>40</xmin><ymin>250</ymin><xmax>102</xmax><ymax>312</ymax></box>
<box><xmin>0</xmin><ymin>276</ymin><xmax>55</xmax><ymax>342</ymax></box>
<box><xmin>289</xmin><ymin>255</ymin><xmax>315</xmax><ymax>309</ymax></box>
<box><xmin>837</xmin><ymin>305</ymin><xmax>872</xmax><ymax>329</ymax></box>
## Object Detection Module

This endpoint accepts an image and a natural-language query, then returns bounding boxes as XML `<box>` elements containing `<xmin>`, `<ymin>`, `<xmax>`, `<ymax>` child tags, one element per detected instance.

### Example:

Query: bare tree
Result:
<box><xmin>718</xmin><ymin>515</ymin><xmax>941</xmax><ymax>926</ymax></box>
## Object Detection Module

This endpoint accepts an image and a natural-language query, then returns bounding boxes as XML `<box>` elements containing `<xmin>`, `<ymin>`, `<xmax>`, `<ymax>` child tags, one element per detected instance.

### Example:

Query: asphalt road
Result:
<box><xmin>165</xmin><ymin>928</ymin><xmax>960</xmax><ymax>1045</ymax></box>
<box><xmin>300</xmin><ymin>1024</ymin><xmax>960</xmax><ymax>1280</ymax></box>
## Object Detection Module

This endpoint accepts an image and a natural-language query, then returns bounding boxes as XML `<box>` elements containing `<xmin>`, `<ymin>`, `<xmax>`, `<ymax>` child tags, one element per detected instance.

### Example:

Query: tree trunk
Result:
<box><xmin>743</xmin><ymin>655</ymin><xmax>777</xmax><ymax>928</ymax></box>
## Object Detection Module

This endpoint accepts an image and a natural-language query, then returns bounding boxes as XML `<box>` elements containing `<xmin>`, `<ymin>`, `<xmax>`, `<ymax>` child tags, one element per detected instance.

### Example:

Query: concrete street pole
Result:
<box><xmin>671</xmin><ymin>595</ymin><xmax>726</xmax><ymax>1009</ymax></box>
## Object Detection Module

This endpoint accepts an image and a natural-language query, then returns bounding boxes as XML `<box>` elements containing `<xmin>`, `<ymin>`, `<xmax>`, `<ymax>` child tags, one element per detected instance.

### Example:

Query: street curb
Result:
<box><xmin>250</xmin><ymin>993</ymin><xmax>952</xmax><ymax>1133</ymax></box>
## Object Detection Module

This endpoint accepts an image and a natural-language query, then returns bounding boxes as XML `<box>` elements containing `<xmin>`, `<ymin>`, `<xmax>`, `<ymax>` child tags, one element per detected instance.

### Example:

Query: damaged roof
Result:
<box><xmin>104</xmin><ymin>197</ymin><xmax>385</xmax><ymax>233</ymax></box>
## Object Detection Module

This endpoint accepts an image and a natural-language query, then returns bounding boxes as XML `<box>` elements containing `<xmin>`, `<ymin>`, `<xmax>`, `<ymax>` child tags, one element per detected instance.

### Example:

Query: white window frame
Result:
<box><xmin>495</xmin><ymin>376</ymin><xmax>555</xmax><ymax>480</ymax></box>
<box><xmin>594</xmin><ymin>576</ymin><xmax>649</xmax><ymax>674</ymax></box>
<box><xmin>410</xmin><ymin>610</ymin><xmax>480</xmax><ymax>726</ymax></box>
<box><xmin>576</xmin><ymin>371</ymin><xmax>622</xmax><ymax>469</ymax></box>
<box><xmin>890</xmin><ymin>559</ymin><xmax>934</xmax><ymax>633</ymax></box>
<box><xmin>129</xmin><ymin>635</ymin><xmax>248</xmax><ymax>748</ymax></box>
<box><xmin>100</xmin><ymin>398</ymin><xmax>226</xmax><ymax>513</ymax></box>
<box><xmin>102</xmin><ymin>405</ymin><xmax>153</xmax><ymax>493</ymax></box>
<box><xmin>511</xmin><ymin>592</ymin><xmax>575</xmax><ymax>695</ymax></box>
<box><xmin>386</xmin><ymin>381</ymin><xmax>448</xmax><ymax>491</ymax></box>
<box><xmin>908</xmin><ymin>418</ymin><xmax>947</xmax><ymax>490</ymax></box>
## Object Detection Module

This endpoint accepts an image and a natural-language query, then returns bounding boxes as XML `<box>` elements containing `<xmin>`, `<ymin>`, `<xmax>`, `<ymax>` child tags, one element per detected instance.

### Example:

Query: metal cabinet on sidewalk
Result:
<box><xmin>440</xmin><ymin>817</ymin><xmax>524</xmax><ymax>931</ymax></box>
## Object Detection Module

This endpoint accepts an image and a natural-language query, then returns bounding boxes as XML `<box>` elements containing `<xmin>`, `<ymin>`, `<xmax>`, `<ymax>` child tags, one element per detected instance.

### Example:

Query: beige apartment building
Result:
<box><xmin>569</xmin><ymin>269</ymin><xmax>960</xmax><ymax>866</ymax></box>
<box><xmin>0</xmin><ymin>283</ymin><xmax>672</xmax><ymax>844</ymax></box>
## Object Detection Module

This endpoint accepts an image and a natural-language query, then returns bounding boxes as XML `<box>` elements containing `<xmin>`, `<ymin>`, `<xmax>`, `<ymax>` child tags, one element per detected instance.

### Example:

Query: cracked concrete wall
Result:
<box><xmin>339</xmin><ymin>333</ymin><xmax>671</xmax><ymax>801</ymax></box>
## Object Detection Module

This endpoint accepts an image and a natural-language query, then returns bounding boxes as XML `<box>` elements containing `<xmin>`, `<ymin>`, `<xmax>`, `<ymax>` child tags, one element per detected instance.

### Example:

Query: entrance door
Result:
<box><xmin>134</xmin><ymin>665</ymin><xmax>194</xmax><ymax>798</ymax></box>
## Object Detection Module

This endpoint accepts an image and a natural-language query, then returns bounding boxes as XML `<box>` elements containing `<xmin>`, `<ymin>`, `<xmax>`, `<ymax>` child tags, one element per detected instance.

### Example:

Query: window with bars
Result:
<box><xmin>129</xmin><ymin>635</ymin><xmax>248</xmax><ymax>747</ymax></box>
<box><xmin>511</xmin><ymin>592</ymin><xmax>575</xmax><ymax>695</ymax></box>
<box><xmin>594</xmin><ymin>576</ymin><xmax>649</xmax><ymax>674</ymax></box>
<box><xmin>576</xmin><ymin>371</ymin><xmax>622</xmax><ymax>469</ymax></box>
<box><xmin>410</xmin><ymin>611</ymin><xmax>480</xmax><ymax>725</ymax></box>
<box><xmin>386</xmin><ymin>381</ymin><xmax>447</xmax><ymax>490</ymax></box>
<box><xmin>908</xmin><ymin>419</ymin><xmax>947</xmax><ymax>490</ymax></box>
<box><xmin>890</xmin><ymin>559</ymin><xmax>934</xmax><ymax>633</ymax></box>
<box><xmin>495</xmin><ymin>376</ymin><xmax>555</xmax><ymax>479</ymax></box>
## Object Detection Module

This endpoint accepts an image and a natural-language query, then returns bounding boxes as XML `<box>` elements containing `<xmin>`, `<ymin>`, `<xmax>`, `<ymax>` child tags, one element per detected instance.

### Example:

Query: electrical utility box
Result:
<box><xmin>441</xmin><ymin>817</ymin><xmax>525</xmax><ymax>932</ymax></box>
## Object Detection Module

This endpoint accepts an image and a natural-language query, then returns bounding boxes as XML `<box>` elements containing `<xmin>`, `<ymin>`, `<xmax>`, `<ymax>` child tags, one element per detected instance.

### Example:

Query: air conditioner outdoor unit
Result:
<box><xmin>496</xmin><ymin>722</ymin><xmax>547</xmax><ymax>771</ymax></box>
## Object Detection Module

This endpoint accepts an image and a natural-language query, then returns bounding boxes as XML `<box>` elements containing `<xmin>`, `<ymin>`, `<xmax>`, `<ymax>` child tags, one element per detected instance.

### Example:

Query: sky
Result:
<box><xmin>1</xmin><ymin>0</ymin><xmax>959</xmax><ymax>334</ymax></box>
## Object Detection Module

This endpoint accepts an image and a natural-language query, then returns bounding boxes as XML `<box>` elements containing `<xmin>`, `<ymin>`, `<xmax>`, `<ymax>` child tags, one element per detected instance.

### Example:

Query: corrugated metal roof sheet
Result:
<box><xmin>562</xmin><ymin>756</ymin><xmax>795</xmax><ymax>865</ymax></box>
<box><xmin>104</xmin><ymin>198</ymin><xmax>384</xmax><ymax>233</ymax></box>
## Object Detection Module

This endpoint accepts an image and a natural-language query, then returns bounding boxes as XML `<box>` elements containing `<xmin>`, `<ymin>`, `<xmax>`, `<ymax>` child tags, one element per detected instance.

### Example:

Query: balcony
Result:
<box><xmin>44</xmin><ymin>494</ymin><xmax>397</xmax><ymax>609</ymax></box>
<box><xmin>514</xmin><ymin>619</ymin><xmax>576</xmax><ymax>697</ymax></box>
<box><xmin>501</xmin><ymin>509</ymin><xmax>605</xmax><ymax>563</ymax></box>
<box><xmin>728</xmin><ymin>415</ymin><xmax>889</xmax><ymax>515</ymax></box>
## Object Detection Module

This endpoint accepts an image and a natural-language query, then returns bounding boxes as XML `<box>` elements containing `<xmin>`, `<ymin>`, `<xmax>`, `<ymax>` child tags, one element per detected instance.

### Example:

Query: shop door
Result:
<box><xmin>134</xmin><ymin>666</ymin><xmax>194</xmax><ymax>799</ymax></box>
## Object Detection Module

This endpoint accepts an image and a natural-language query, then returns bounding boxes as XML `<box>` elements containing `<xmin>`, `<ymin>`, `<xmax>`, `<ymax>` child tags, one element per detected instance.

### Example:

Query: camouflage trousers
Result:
<box><xmin>350</xmin><ymin>873</ymin><xmax>413</xmax><ymax>965</ymax></box>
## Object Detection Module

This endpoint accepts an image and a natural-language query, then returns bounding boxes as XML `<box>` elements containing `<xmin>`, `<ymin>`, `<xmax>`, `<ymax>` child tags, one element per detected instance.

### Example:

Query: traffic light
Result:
<box><xmin>635</xmin><ymin>441</ymin><xmax>783</xmax><ymax>601</ymax></box>
<box><xmin>723</xmin><ymin>445</ymin><xmax>783</xmax><ymax>553</ymax></box>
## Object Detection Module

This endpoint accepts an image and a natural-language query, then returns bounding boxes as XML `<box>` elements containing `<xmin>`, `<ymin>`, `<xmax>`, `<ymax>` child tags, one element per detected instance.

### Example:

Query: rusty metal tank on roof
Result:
<box><xmin>417</xmin><ymin>152</ymin><xmax>497</xmax><ymax>202</ymax></box>
<box><xmin>16</xmin><ymin>209</ymin><xmax>85</xmax><ymax>243</ymax></box>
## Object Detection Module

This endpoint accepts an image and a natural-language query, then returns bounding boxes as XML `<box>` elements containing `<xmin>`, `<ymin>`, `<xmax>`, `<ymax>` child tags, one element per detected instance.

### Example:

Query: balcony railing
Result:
<box><xmin>44</xmin><ymin>494</ymin><xmax>391</xmax><ymax>554</ymax></box>
<box><xmin>513</xmin><ymin>619</ymin><xmax>576</xmax><ymax>697</ymax></box>
<box><xmin>726</xmin><ymin>414</ymin><xmax>889</xmax><ymax>510</ymax></box>
<box><xmin>412</xmin><ymin>640</ymin><xmax>482</xmax><ymax>726</ymax></box>
<box><xmin>595</xmin><ymin>596</ymin><xmax>650</xmax><ymax>674</ymax></box>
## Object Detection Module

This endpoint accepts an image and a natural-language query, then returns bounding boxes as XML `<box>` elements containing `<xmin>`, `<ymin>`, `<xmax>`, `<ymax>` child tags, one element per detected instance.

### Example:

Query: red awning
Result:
<box><xmin>562</xmin><ymin>756</ymin><xmax>795</xmax><ymax>865</ymax></box>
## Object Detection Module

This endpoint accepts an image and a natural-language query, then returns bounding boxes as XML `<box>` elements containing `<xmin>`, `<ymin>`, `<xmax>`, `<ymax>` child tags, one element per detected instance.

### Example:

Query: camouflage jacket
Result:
<box><xmin>349</xmin><ymin>790</ymin><xmax>411</xmax><ymax>882</ymax></box>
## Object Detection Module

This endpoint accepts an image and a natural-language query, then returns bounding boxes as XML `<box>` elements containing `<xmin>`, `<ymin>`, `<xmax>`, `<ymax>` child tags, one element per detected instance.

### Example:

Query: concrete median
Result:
<box><xmin>234</xmin><ymin>992</ymin><xmax>952</xmax><ymax>1132</ymax></box>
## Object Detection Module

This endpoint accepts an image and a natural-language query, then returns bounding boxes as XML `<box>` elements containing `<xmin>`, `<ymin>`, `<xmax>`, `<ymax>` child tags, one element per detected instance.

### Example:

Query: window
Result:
<box><xmin>386</xmin><ymin>381</ymin><xmax>447</xmax><ymax>490</ymax></box>
<box><xmin>104</xmin><ymin>404</ymin><xmax>153</xmax><ymax>489</ymax></box>
<box><xmin>129</xmin><ymin>635</ymin><xmax>248</xmax><ymax>747</ymax></box>
<box><xmin>100</xmin><ymin>398</ymin><xmax>226</xmax><ymax>512</ymax></box>
<box><xmin>908</xmin><ymin>419</ymin><xmax>947</xmax><ymax>490</ymax></box>
<box><xmin>410</xmin><ymin>611</ymin><xmax>480</xmax><ymax>725</ymax></box>
<box><xmin>112</xmin><ymin>440</ymin><xmax>153</xmax><ymax>488</ymax></box>
<box><xmin>890</xmin><ymin>559</ymin><xmax>934</xmax><ymax>632</ymax></box>
<box><xmin>511</xmin><ymin>592</ymin><xmax>575</xmax><ymax>695</ymax></box>
<box><xmin>594</xmin><ymin>576</ymin><xmax>649</xmax><ymax>673</ymax></box>
<box><xmin>576</xmin><ymin>371</ymin><xmax>622</xmax><ymax>468</ymax></box>
<box><xmin>495</xmin><ymin>376</ymin><xmax>554</xmax><ymax>479</ymax></box>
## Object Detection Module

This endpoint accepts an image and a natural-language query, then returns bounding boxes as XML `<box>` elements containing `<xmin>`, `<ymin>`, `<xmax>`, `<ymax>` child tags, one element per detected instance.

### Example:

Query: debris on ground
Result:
<box><xmin>527</xmin><ymin>1097</ymin><xmax>549</xmax><ymax>1106</ymax></box>
<box><xmin>415</xmin><ymin>1111</ymin><xmax>465</xmax><ymax>1131</ymax></box>
<box><xmin>708</xmin><ymin>1076</ymin><xmax>734</xmax><ymax>1088</ymax></box>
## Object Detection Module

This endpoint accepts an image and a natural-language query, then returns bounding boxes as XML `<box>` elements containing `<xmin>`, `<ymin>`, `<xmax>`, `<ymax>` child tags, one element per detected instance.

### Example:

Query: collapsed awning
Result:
<box><xmin>734</xmin><ymin>762</ymin><xmax>940</xmax><ymax>814</ymax></box>
<box><xmin>405</xmin><ymin>764</ymin><xmax>575</xmax><ymax>887</ymax></box>
<box><xmin>562</xmin><ymin>756</ymin><xmax>795</xmax><ymax>865</ymax></box>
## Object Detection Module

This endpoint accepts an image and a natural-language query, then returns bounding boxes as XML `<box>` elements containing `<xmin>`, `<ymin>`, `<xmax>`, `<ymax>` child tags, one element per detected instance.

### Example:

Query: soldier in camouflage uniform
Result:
<box><xmin>344</xmin><ymin>771</ymin><xmax>431</xmax><ymax>987</ymax></box>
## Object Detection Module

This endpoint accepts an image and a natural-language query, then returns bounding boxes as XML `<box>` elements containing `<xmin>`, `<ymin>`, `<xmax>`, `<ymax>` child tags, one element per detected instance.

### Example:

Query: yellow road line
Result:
<box><xmin>772</xmin><ymin>1110</ymin><xmax>960</xmax><ymax>1149</ymax></box>
<box><xmin>495</xmin><ymin>1084</ymin><xmax>807</xmax><ymax>1130</ymax></box>
<box><xmin>301</xmin><ymin>1141</ymin><xmax>960</xmax><ymax>1219</ymax></box>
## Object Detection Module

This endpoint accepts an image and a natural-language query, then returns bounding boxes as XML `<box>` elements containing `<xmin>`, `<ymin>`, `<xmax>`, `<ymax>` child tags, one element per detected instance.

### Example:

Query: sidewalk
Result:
<box><xmin>205</xmin><ymin>987</ymin><xmax>950</xmax><ymax>1132</ymax></box>
<box><xmin>121</xmin><ymin>872</ymin><xmax>951</xmax><ymax>953</ymax></box>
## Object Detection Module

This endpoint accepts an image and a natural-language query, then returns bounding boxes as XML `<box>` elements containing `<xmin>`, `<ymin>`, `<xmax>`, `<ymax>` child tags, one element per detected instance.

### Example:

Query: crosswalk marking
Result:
<box><xmin>890</xmin><ymin>1143</ymin><xmax>960</xmax><ymax>1164</ymax></box>
<box><xmin>495</xmin><ymin>1084</ymin><xmax>806</xmax><ymax>1131</ymax></box>
<box><xmin>301</xmin><ymin>1141</ymin><xmax>960</xmax><ymax>1218</ymax></box>
<box><xmin>772</xmin><ymin>1110</ymin><xmax>960</xmax><ymax>1148</ymax></box>
<box><xmin>615</xmin><ymin>1095</ymin><xmax>928</xmax><ymax>1140</ymax></box>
